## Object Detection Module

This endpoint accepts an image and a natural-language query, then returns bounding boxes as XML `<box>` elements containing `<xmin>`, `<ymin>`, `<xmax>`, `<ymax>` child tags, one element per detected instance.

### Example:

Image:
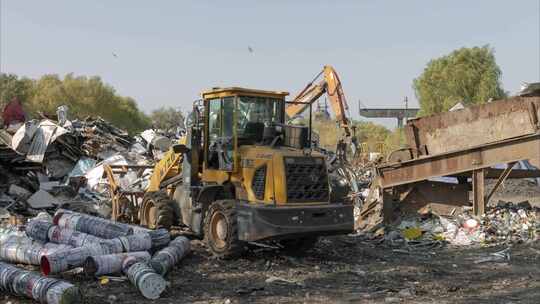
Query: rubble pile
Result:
<box><xmin>0</xmin><ymin>210</ymin><xmax>191</xmax><ymax>302</ymax></box>
<box><xmin>71</xmin><ymin>117</ymin><xmax>133</xmax><ymax>159</ymax></box>
<box><xmin>0</xmin><ymin>112</ymin><xmax>159</xmax><ymax>218</ymax></box>
<box><xmin>0</xmin><ymin>110</ymin><xmax>189</xmax><ymax>301</ymax></box>
<box><xmin>389</xmin><ymin>201</ymin><xmax>540</xmax><ymax>246</ymax></box>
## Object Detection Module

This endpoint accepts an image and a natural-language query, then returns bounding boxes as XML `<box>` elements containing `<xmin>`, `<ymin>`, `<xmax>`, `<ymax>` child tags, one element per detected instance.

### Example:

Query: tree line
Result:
<box><xmin>0</xmin><ymin>73</ymin><xmax>186</xmax><ymax>134</ymax></box>
<box><xmin>0</xmin><ymin>73</ymin><xmax>151</xmax><ymax>133</ymax></box>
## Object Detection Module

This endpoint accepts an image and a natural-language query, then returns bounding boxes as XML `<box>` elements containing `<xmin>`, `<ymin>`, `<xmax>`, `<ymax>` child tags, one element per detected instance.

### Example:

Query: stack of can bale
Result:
<box><xmin>0</xmin><ymin>209</ymin><xmax>191</xmax><ymax>302</ymax></box>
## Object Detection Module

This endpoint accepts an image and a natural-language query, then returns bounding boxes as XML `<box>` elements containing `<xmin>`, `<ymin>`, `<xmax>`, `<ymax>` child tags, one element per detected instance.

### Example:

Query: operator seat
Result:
<box><xmin>241</xmin><ymin>121</ymin><xmax>265</xmax><ymax>144</ymax></box>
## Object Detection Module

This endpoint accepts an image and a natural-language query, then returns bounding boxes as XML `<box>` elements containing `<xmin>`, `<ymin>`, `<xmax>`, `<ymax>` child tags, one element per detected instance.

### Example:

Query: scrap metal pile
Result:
<box><xmin>0</xmin><ymin>111</ymin><xmax>174</xmax><ymax>219</ymax></box>
<box><xmin>0</xmin><ymin>210</ymin><xmax>191</xmax><ymax>303</ymax></box>
<box><xmin>0</xmin><ymin>109</ymin><xmax>187</xmax><ymax>302</ymax></box>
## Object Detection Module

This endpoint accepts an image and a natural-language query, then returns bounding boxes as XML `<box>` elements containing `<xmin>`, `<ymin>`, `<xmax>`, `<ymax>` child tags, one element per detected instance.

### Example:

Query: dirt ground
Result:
<box><xmin>2</xmin><ymin>236</ymin><xmax>539</xmax><ymax>304</ymax></box>
<box><xmin>3</xmin><ymin>180</ymin><xmax>540</xmax><ymax>304</ymax></box>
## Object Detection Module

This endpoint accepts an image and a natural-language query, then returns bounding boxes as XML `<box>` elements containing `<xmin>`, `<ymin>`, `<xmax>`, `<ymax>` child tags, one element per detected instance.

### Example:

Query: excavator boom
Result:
<box><xmin>288</xmin><ymin>65</ymin><xmax>356</xmax><ymax>152</ymax></box>
<box><xmin>323</xmin><ymin>66</ymin><xmax>351</xmax><ymax>136</ymax></box>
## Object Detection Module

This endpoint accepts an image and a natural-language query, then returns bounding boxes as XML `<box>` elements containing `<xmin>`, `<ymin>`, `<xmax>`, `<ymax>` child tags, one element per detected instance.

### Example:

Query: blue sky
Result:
<box><xmin>1</xmin><ymin>1</ymin><xmax>539</xmax><ymax>128</ymax></box>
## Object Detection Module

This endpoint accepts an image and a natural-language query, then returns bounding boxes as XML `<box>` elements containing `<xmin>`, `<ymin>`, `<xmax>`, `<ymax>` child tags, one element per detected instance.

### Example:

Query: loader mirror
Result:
<box><xmin>172</xmin><ymin>144</ymin><xmax>189</xmax><ymax>154</ymax></box>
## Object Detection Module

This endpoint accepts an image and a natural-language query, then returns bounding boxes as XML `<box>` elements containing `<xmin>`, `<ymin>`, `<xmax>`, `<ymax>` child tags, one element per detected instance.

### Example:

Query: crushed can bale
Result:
<box><xmin>118</xmin><ymin>232</ymin><xmax>153</xmax><ymax>252</ymax></box>
<box><xmin>41</xmin><ymin>242</ymin><xmax>118</xmax><ymax>275</ymax></box>
<box><xmin>84</xmin><ymin>251</ymin><xmax>151</xmax><ymax>276</ymax></box>
<box><xmin>25</xmin><ymin>219</ymin><xmax>54</xmax><ymax>243</ymax></box>
<box><xmin>150</xmin><ymin>236</ymin><xmax>191</xmax><ymax>276</ymax></box>
<box><xmin>47</xmin><ymin>225</ymin><xmax>104</xmax><ymax>247</ymax></box>
<box><xmin>0</xmin><ymin>225</ymin><xmax>25</xmax><ymax>243</ymax></box>
<box><xmin>147</xmin><ymin>228</ymin><xmax>171</xmax><ymax>249</ymax></box>
<box><xmin>1</xmin><ymin>228</ymin><xmax>73</xmax><ymax>265</ymax></box>
<box><xmin>0</xmin><ymin>262</ymin><xmax>82</xmax><ymax>304</ymax></box>
<box><xmin>1</xmin><ymin>239</ymin><xmax>73</xmax><ymax>266</ymax></box>
<box><xmin>53</xmin><ymin>210</ymin><xmax>133</xmax><ymax>239</ymax></box>
<box><xmin>126</xmin><ymin>262</ymin><xmax>167</xmax><ymax>300</ymax></box>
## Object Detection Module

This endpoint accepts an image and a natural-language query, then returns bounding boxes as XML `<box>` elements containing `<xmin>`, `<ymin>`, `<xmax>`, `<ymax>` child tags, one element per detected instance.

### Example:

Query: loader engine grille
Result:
<box><xmin>252</xmin><ymin>165</ymin><xmax>267</xmax><ymax>200</ymax></box>
<box><xmin>284</xmin><ymin>157</ymin><xmax>329</xmax><ymax>202</ymax></box>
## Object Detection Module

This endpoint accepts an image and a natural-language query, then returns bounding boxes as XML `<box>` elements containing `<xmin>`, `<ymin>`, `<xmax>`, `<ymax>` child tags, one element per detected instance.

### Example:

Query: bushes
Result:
<box><xmin>1</xmin><ymin>73</ymin><xmax>151</xmax><ymax>133</ymax></box>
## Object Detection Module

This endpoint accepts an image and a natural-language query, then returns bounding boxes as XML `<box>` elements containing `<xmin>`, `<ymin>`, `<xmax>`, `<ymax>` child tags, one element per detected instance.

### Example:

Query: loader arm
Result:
<box><xmin>147</xmin><ymin>146</ymin><xmax>184</xmax><ymax>192</ymax></box>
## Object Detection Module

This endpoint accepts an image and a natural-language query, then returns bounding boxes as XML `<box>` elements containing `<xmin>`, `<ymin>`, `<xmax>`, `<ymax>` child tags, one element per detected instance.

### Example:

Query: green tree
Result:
<box><xmin>413</xmin><ymin>45</ymin><xmax>505</xmax><ymax>116</ymax></box>
<box><xmin>150</xmin><ymin>106</ymin><xmax>185</xmax><ymax>132</ymax></box>
<box><xmin>0</xmin><ymin>74</ymin><xmax>34</xmax><ymax>109</ymax></box>
<box><xmin>1</xmin><ymin>73</ymin><xmax>151</xmax><ymax>133</ymax></box>
<box><xmin>354</xmin><ymin>121</ymin><xmax>391</xmax><ymax>145</ymax></box>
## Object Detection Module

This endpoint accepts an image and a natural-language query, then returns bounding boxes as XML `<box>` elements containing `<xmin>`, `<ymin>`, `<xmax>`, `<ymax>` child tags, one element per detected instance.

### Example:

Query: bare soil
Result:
<box><xmin>3</xmin><ymin>235</ymin><xmax>540</xmax><ymax>304</ymax></box>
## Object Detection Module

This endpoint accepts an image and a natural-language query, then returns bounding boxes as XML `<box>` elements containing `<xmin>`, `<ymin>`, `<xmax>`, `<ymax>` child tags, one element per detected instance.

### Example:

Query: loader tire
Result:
<box><xmin>203</xmin><ymin>200</ymin><xmax>245</xmax><ymax>258</ymax></box>
<box><xmin>141</xmin><ymin>192</ymin><xmax>175</xmax><ymax>230</ymax></box>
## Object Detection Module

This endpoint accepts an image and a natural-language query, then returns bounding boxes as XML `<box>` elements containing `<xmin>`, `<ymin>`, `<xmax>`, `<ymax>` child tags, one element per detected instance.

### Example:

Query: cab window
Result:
<box><xmin>208</xmin><ymin>98</ymin><xmax>221</xmax><ymax>142</ymax></box>
<box><xmin>206</xmin><ymin>97</ymin><xmax>234</xmax><ymax>170</ymax></box>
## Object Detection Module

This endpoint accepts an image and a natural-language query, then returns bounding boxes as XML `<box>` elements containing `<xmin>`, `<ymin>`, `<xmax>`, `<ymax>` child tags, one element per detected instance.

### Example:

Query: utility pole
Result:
<box><xmin>404</xmin><ymin>96</ymin><xmax>409</xmax><ymax>125</ymax></box>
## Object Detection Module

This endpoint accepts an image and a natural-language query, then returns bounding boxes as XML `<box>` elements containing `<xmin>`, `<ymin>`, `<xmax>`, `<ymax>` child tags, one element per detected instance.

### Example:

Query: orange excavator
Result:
<box><xmin>286</xmin><ymin>65</ymin><xmax>358</xmax><ymax>161</ymax></box>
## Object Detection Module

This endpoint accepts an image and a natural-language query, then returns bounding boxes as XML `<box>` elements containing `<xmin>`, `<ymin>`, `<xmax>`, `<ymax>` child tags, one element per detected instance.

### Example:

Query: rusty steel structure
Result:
<box><xmin>359</xmin><ymin>96</ymin><xmax>540</xmax><ymax>227</ymax></box>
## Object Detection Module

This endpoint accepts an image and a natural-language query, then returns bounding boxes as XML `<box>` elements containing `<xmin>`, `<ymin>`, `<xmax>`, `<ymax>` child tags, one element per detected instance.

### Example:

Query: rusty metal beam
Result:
<box><xmin>451</xmin><ymin>168</ymin><xmax>540</xmax><ymax>179</ymax></box>
<box><xmin>485</xmin><ymin>162</ymin><xmax>516</xmax><ymax>204</ymax></box>
<box><xmin>403</xmin><ymin>97</ymin><xmax>540</xmax><ymax>156</ymax></box>
<box><xmin>472</xmin><ymin>169</ymin><xmax>485</xmax><ymax>216</ymax></box>
<box><xmin>377</xmin><ymin>133</ymin><xmax>540</xmax><ymax>188</ymax></box>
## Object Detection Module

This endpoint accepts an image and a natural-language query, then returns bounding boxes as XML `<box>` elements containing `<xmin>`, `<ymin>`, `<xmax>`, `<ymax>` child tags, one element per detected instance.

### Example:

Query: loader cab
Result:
<box><xmin>201</xmin><ymin>87</ymin><xmax>289</xmax><ymax>172</ymax></box>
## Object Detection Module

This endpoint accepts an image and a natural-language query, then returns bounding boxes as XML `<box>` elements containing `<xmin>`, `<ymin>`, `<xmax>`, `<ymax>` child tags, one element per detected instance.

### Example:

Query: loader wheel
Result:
<box><xmin>204</xmin><ymin>200</ymin><xmax>245</xmax><ymax>258</ymax></box>
<box><xmin>141</xmin><ymin>192</ymin><xmax>174</xmax><ymax>229</ymax></box>
<box><xmin>280</xmin><ymin>237</ymin><xmax>319</xmax><ymax>256</ymax></box>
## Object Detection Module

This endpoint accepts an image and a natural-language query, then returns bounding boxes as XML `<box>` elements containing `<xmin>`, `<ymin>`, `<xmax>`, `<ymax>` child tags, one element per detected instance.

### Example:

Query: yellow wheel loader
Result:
<box><xmin>105</xmin><ymin>87</ymin><xmax>354</xmax><ymax>257</ymax></box>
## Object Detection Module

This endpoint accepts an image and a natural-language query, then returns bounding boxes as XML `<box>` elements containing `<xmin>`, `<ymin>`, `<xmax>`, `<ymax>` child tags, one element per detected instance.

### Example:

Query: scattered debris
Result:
<box><xmin>474</xmin><ymin>247</ymin><xmax>511</xmax><ymax>264</ymax></box>
<box><xmin>265</xmin><ymin>275</ymin><xmax>304</xmax><ymax>287</ymax></box>
<box><xmin>385</xmin><ymin>201</ymin><xmax>539</xmax><ymax>247</ymax></box>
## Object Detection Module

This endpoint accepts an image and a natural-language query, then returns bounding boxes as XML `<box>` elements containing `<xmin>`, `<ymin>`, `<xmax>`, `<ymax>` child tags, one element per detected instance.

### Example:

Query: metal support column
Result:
<box><xmin>397</xmin><ymin>116</ymin><xmax>404</xmax><ymax>128</ymax></box>
<box><xmin>485</xmin><ymin>162</ymin><xmax>516</xmax><ymax>205</ymax></box>
<box><xmin>472</xmin><ymin>169</ymin><xmax>485</xmax><ymax>216</ymax></box>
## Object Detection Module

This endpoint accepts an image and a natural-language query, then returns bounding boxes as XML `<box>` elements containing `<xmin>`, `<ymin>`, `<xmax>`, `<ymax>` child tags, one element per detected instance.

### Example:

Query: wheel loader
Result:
<box><xmin>105</xmin><ymin>87</ymin><xmax>354</xmax><ymax>257</ymax></box>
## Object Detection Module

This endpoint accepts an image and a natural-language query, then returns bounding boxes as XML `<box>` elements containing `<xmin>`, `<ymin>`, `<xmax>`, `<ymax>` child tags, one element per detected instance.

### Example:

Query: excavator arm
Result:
<box><xmin>287</xmin><ymin>65</ymin><xmax>357</xmax><ymax>155</ymax></box>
